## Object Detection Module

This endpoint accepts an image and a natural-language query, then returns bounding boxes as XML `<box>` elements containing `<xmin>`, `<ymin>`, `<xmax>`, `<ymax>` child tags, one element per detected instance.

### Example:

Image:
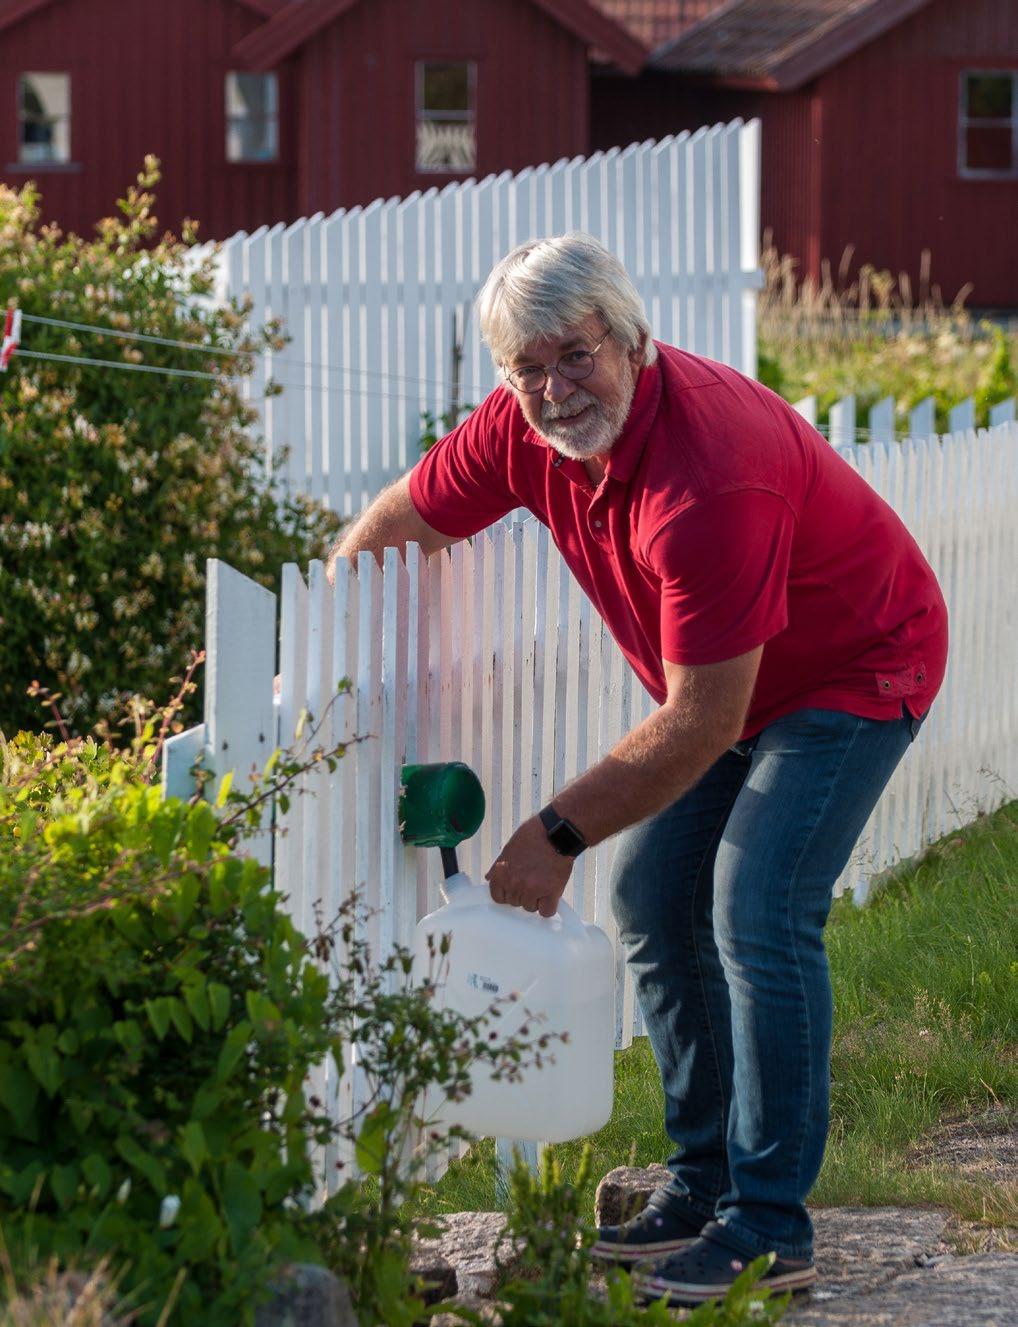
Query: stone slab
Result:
<box><xmin>594</xmin><ymin>1164</ymin><xmax>673</xmax><ymax>1227</ymax></box>
<box><xmin>411</xmin><ymin>1211</ymin><xmax>524</xmax><ymax>1299</ymax></box>
<box><xmin>790</xmin><ymin>1252</ymin><xmax>1018</xmax><ymax>1326</ymax></box>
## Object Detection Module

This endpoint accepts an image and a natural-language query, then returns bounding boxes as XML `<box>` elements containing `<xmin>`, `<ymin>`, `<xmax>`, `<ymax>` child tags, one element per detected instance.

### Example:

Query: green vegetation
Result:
<box><xmin>414</xmin><ymin>802</ymin><xmax>1018</xmax><ymax>1240</ymax></box>
<box><xmin>0</xmin><ymin>160</ymin><xmax>340</xmax><ymax>736</ymax></box>
<box><xmin>758</xmin><ymin>237</ymin><xmax>1018</xmax><ymax>434</ymax></box>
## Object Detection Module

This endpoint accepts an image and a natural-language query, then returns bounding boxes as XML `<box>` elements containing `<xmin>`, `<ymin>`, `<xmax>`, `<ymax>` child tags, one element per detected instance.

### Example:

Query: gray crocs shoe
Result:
<box><xmin>632</xmin><ymin>1221</ymin><xmax>816</xmax><ymax>1305</ymax></box>
<box><xmin>592</xmin><ymin>1197</ymin><xmax>703</xmax><ymax>1265</ymax></box>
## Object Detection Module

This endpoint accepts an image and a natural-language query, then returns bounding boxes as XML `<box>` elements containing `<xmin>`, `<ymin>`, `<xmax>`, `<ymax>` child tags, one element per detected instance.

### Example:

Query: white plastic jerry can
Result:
<box><xmin>413</xmin><ymin>872</ymin><xmax>615</xmax><ymax>1143</ymax></box>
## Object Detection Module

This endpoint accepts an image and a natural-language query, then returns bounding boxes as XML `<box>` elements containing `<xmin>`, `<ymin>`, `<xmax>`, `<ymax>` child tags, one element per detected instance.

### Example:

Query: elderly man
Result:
<box><xmin>328</xmin><ymin>233</ymin><xmax>947</xmax><ymax>1305</ymax></box>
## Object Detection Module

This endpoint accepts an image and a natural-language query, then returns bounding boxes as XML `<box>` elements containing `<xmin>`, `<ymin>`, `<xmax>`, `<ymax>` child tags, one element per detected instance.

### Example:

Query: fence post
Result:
<box><xmin>204</xmin><ymin>559</ymin><xmax>277</xmax><ymax>868</ymax></box>
<box><xmin>909</xmin><ymin>397</ymin><xmax>936</xmax><ymax>440</ymax></box>
<box><xmin>990</xmin><ymin>397</ymin><xmax>1016</xmax><ymax>427</ymax></box>
<box><xmin>948</xmin><ymin>397</ymin><xmax>975</xmax><ymax>434</ymax></box>
<box><xmin>829</xmin><ymin>395</ymin><xmax>856</xmax><ymax>450</ymax></box>
<box><xmin>868</xmin><ymin>396</ymin><xmax>895</xmax><ymax>445</ymax></box>
<box><xmin>161</xmin><ymin>723</ymin><xmax>206</xmax><ymax>801</ymax></box>
<box><xmin>793</xmin><ymin>396</ymin><xmax>817</xmax><ymax>427</ymax></box>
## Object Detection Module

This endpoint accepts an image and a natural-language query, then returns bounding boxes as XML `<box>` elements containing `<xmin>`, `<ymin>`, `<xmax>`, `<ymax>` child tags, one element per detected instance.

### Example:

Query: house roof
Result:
<box><xmin>594</xmin><ymin>0</ymin><xmax>722</xmax><ymax>53</ymax></box>
<box><xmin>232</xmin><ymin>0</ymin><xmax>646</xmax><ymax>75</ymax></box>
<box><xmin>652</xmin><ymin>0</ymin><xmax>934</xmax><ymax>89</ymax></box>
<box><xmin>0</xmin><ymin>0</ymin><xmax>280</xmax><ymax>35</ymax></box>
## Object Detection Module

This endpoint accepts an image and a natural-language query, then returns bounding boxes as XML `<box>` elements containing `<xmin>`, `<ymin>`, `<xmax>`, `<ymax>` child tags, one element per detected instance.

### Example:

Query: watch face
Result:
<box><xmin>540</xmin><ymin>804</ymin><xmax>586</xmax><ymax>857</ymax></box>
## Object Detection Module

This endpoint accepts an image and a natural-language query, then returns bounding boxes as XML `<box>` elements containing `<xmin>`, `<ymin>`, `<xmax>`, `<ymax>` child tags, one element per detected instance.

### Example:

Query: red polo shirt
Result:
<box><xmin>408</xmin><ymin>343</ymin><xmax>948</xmax><ymax>739</ymax></box>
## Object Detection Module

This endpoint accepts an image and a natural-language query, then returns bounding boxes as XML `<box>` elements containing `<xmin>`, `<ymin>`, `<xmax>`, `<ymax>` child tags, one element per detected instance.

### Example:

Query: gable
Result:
<box><xmin>231</xmin><ymin>0</ymin><xmax>645</xmax><ymax>75</ymax></box>
<box><xmin>0</xmin><ymin>0</ymin><xmax>280</xmax><ymax>36</ymax></box>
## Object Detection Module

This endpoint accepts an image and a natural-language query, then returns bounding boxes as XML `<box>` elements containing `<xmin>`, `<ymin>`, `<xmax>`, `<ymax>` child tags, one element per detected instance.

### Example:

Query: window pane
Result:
<box><xmin>422</xmin><ymin>63</ymin><xmax>470</xmax><ymax>113</ymax></box>
<box><xmin>225</xmin><ymin>72</ymin><xmax>278</xmax><ymax>161</ymax></box>
<box><xmin>965</xmin><ymin>73</ymin><xmax>1012</xmax><ymax>119</ymax></box>
<box><xmin>965</xmin><ymin>125</ymin><xmax>1013</xmax><ymax>171</ymax></box>
<box><xmin>18</xmin><ymin>73</ymin><xmax>70</xmax><ymax>162</ymax></box>
<box><xmin>416</xmin><ymin>119</ymin><xmax>476</xmax><ymax>172</ymax></box>
<box><xmin>226</xmin><ymin>72</ymin><xmax>277</xmax><ymax>118</ymax></box>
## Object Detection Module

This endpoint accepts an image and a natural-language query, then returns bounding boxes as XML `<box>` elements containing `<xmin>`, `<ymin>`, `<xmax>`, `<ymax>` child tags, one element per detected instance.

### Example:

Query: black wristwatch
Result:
<box><xmin>538</xmin><ymin>803</ymin><xmax>588</xmax><ymax>858</ymax></box>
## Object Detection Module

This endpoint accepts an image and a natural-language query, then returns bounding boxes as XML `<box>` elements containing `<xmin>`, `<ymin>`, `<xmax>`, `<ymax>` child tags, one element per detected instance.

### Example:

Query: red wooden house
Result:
<box><xmin>593</xmin><ymin>0</ymin><xmax>1018</xmax><ymax>307</ymax></box>
<box><xmin>0</xmin><ymin>0</ymin><xmax>642</xmax><ymax>243</ymax></box>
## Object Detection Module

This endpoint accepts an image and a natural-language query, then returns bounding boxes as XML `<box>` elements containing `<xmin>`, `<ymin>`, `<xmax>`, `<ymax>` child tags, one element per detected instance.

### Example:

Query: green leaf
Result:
<box><xmin>185</xmin><ymin>801</ymin><xmax>217</xmax><ymax>861</ymax></box>
<box><xmin>222</xmin><ymin>1163</ymin><xmax>262</xmax><ymax>1255</ymax></box>
<box><xmin>0</xmin><ymin>1065</ymin><xmax>39</xmax><ymax>1132</ymax></box>
<box><xmin>216</xmin><ymin>1021</ymin><xmax>252</xmax><ymax>1082</ymax></box>
<box><xmin>50</xmin><ymin>1162</ymin><xmax>80</xmax><ymax>1210</ymax></box>
<box><xmin>179</xmin><ymin>1120</ymin><xmax>208</xmax><ymax>1173</ymax></box>
<box><xmin>81</xmin><ymin>1153</ymin><xmax>112</xmax><ymax>1199</ymax></box>
<box><xmin>115</xmin><ymin>1135</ymin><xmax>168</xmax><ymax>1195</ymax></box>
<box><xmin>168</xmin><ymin>997</ymin><xmax>194</xmax><ymax>1043</ymax></box>
<box><xmin>207</xmin><ymin>981</ymin><xmax>231</xmax><ymax>1030</ymax></box>
<box><xmin>214</xmin><ymin>769</ymin><xmax>234</xmax><ymax>809</ymax></box>
<box><xmin>245</xmin><ymin>991</ymin><xmax>281</xmax><ymax>1030</ymax></box>
<box><xmin>24</xmin><ymin>1040</ymin><xmax>63</xmax><ymax>1097</ymax></box>
<box><xmin>183</xmin><ymin>979</ymin><xmax>211</xmax><ymax>1031</ymax></box>
<box><xmin>144</xmin><ymin>997</ymin><xmax>172</xmax><ymax>1040</ymax></box>
<box><xmin>355</xmin><ymin>1103</ymin><xmax>396</xmax><ymax>1177</ymax></box>
<box><xmin>176</xmin><ymin>1180</ymin><xmax>224</xmax><ymax>1262</ymax></box>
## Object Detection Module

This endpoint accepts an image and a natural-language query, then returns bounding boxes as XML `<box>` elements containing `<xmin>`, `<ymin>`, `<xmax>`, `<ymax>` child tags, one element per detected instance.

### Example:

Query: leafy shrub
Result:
<box><xmin>0</xmin><ymin>160</ymin><xmax>341</xmax><ymax>735</ymax></box>
<box><xmin>459</xmin><ymin>1145</ymin><xmax>787</xmax><ymax>1326</ymax></box>
<box><xmin>0</xmin><ymin>728</ymin><xmax>337</xmax><ymax>1325</ymax></box>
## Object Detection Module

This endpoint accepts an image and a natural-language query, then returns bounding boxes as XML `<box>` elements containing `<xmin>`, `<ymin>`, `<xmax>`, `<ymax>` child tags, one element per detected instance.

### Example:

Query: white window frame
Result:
<box><xmin>17</xmin><ymin>72</ymin><xmax>71</xmax><ymax>164</ymax></box>
<box><xmin>958</xmin><ymin>69</ymin><xmax>1018</xmax><ymax>179</ymax></box>
<box><xmin>225</xmin><ymin>71</ymin><xmax>279</xmax><ymax>164</ymax></box>
<box><xmin>415</xmin><ymin>60</ymin><xmax>477</xmax><ymax>174</ymax></box>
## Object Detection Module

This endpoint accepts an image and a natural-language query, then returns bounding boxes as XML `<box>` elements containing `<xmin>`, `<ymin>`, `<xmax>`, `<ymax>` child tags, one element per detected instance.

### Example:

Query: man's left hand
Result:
<box><xmin>486</xmin><ymin>815</ymin><xmax>573</xmax><ymax>918</ymax></box>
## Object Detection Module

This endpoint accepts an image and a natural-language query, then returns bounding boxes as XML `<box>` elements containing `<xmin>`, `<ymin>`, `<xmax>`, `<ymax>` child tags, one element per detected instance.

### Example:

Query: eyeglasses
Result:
<box><xmin>504</xmin><ymin>328</ymin><xmax>612</xmax><ymax>394</ymax></box>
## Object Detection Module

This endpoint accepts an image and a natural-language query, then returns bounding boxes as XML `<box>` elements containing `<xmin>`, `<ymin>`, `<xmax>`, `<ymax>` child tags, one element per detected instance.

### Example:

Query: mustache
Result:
<box><xmin>542</xmin><ymin>390</ymin><xmax>598</xmax><ymax>422</ymax></box>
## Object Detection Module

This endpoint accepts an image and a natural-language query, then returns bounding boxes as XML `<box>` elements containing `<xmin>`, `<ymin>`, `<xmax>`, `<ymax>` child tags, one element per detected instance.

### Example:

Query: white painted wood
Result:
<box><xmin>793</xmin><ymin>396</ymin><xmax>817</xmax><ymax>427</ymax></box>
<box><xmin>204</xmin><ymin>559</ymin><xmax>276</xmax><ymax>868</ymax></box>
<box><xmin>909</xmin><ymin>396</ymin><xmax>937</xmax><ymax>441</ymax></box>
<box><xmin>989</xmin><ymin>397</ymin><xmax>1015</xmax><ymax>427</ymax></box>
<box><xmin>949</xmin><ymin>396</ymin><xmax>976</xmax><ymax>434</ymax></box>
<box><xmin>161</xmin><ymin>722</ymin><xmax>206</xmax><ymax>801</ymax></box>
<box><xmin>868</xmin><ymin>396</ymin><xmax>895</xmax><ymax>445</ymax></box>
<box><xmin>829</xmin><ymin>394</ymin><xmax>857</xmax><ymax>449</ymax></box>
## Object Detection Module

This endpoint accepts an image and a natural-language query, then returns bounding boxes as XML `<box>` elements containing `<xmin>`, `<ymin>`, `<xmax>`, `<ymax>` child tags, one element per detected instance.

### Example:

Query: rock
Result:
<box><xmin>428</xmin><ymin>1296</ymin><xmax>503</xmax><ymax>1326</ymax></box>
<box><xmin>789</xmin><ymin>1252</ymin><xmax>1018</xmax><ymax>1325</ymax></box>
<box><xmin>254</xmin><ymin>1263</ymin><xmax>358</xmax><ymax>1327</ymax></box>
<box><xmin>594</xmin><ymin>1164</ymin><xmax>672</xmax><ymax>1227</ymax></box>
<box><xmin>802</xmin><ymin>1206</ymin><xmax>952</xmax><ymax>1302</ymax></box>
<box><xmin>908</xmin><ymin>1106</ymin><xmax>1018</xmax><ymax>1189</ymax></box>
<box><xmin>408</xmin><ymin>1245</ymin><xmax>457</xmax><ymax>1303</ymax></box>
<box><xmin>411</xmin><ymin>1211</ymin><xmax>524</xmax><ymax>1299</ymax></box>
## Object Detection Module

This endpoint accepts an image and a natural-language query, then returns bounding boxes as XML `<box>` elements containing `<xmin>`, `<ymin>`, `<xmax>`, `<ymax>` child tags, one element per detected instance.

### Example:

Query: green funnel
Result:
<box><xmin>399</xmin><ymin>762</ymin><xmax>485</xmax><ymax>848</ymax></box>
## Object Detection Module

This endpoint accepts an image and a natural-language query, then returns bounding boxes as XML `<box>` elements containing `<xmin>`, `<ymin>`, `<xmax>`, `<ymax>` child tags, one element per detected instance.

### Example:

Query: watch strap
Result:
<box><xmin>538</xmin><ymin>803</ymin><xmax>587</xmax><ymax>858</ymax></box>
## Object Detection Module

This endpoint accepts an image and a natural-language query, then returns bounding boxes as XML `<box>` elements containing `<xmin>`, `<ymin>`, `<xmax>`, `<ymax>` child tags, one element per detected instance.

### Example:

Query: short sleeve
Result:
<box><xmin>647</xmin><ymin>489</ymin><xmax>795</xmax><ymax>665</ymax></box>
<box><xmin>408</xmin><ymin>390</ymin><xmax>518</xmax><ymax>538</ymax></box>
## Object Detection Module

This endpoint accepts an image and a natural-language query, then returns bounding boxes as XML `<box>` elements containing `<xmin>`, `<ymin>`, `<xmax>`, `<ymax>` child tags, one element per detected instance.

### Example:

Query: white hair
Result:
<box><xmin>476</xmin><ymin>232</ymin><xmax>657</xmax><ymax>370</ymax></box>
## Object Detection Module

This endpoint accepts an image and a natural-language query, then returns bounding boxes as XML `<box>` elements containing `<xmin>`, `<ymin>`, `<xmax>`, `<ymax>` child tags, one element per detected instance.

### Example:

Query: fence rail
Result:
<box><xmin>198</xmin><ymin>121</ymin><xmax>762</xmax><ymax>517</ymax></box>
<box><xmin>166</xmin><ymin>417</ymin><xmax>1018</xmax><ymax>1194</ymax></box>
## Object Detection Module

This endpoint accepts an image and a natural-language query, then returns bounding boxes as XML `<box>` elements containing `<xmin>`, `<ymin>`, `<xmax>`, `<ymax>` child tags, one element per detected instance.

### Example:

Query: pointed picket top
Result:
<box><xmin>909</xmin><ymin>396</ymin><xmax>937</xmax><ymax>441</ymax></box>
<box><xmin>989</xmin><ymin>397</ymin><xmax>1016</xmax><ymax>427</ymax></box>
<box><xmin>949</xmin><ymin>396</ymin><xmax>975</xmax><ymax>434</ymax></box>
<box><xmin>869</xmin><ymin>396</ymin><xmax>896</xmax><ymax>445</ymax></box>
<box><xmin>829</xmin><ymin>394</ymin><xmax>857</xmax><ymax>449</ymax></box>
<box><xmin>793</xmin><ymin>396</ymin><xmax>817</xmax><ymax>427</ymax></box>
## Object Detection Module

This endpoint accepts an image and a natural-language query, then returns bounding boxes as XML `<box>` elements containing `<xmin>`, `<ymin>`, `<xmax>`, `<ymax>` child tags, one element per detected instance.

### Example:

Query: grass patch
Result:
<box><xmin>413</xmin><ymin>802</ymin><xmax>1018</xmax><ymax>1233</ymax></box>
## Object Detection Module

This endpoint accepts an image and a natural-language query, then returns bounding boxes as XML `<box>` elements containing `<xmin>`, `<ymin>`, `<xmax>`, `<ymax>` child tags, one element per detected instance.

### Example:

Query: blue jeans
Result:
<box><xmin>609</xmin><ymin>706</ymin><xmax>923</xmax><ymax>1260</ymax></box>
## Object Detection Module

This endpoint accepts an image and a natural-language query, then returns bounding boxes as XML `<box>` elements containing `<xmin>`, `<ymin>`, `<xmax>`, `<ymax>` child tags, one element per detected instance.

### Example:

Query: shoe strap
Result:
<box><xmin>700</xmin><ymin>1219</ymin><xmax>772</xmax><ymax>1262</ymax></box>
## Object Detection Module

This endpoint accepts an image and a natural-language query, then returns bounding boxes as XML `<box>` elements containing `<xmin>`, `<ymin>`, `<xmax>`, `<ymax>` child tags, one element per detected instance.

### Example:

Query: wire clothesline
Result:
<box><xmin>18</xmin><ymin>311</ymin><xmax>491</xmax><ymax>398</ymax></box>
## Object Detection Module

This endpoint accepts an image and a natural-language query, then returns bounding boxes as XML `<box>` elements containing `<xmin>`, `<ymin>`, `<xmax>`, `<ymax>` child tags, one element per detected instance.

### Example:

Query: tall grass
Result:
<box><xmin>412</xmin><ymin>803</ymin><xmax>1018</xmax><ymax>1232</ymax></box>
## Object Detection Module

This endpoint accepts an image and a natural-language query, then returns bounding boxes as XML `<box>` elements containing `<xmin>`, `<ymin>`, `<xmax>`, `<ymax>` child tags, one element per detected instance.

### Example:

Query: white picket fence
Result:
<box><xmin>165</xmin><ymin>417</ymin><xmax>1018</xmax><ymax>1194</ymax></box>
<box><xmin>794</xmin><ymin>391</ymin><xmax>1016</xmax><ymax>446</ymax></box>
<box><xmin>199</xmin><ymin>121</ymin><xmax>762</xmax><ymax>516</ymax></box>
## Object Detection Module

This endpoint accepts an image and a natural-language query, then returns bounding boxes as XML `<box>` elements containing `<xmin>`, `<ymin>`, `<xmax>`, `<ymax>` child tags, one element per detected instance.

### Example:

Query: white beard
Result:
<box><xmin>534</xmin><ymin>377</ymin><xmax>637</xmax><ymax>460</ymax></box>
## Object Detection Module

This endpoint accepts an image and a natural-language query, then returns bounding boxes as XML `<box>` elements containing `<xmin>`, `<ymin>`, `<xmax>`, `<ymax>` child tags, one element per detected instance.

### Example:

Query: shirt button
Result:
<box><xmin>593</xmin><ymin>519</ymin><xmax>603</xmax><ymax>529</ymax></box>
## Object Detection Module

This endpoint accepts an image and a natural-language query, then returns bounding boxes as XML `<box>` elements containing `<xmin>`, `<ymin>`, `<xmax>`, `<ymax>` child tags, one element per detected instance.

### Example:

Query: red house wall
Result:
<box><xmin>294</xmin><ymin>0</ymin><xmax>590</xmax><ymax>216</ymax></box>
<box><xmin>0</xmin><ymin>0</ymin><xmax>296</xmax><ymax>241</ymax></box>
<box><xmin>818</xmin><ymin>0</ymin><xmax>1018</xmax><ymax>308</ymax></box>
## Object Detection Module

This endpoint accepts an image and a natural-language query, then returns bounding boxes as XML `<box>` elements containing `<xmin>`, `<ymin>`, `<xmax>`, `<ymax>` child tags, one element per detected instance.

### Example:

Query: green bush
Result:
<box><xmin>0</xmin><ymin>160</ymin><xmax>341</xmax><ymax>736</ymax></box>
<box><xmin>0</xmin><ymin>729</ymin><xmax>337</xmax><ymax>1325</ymax></box>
